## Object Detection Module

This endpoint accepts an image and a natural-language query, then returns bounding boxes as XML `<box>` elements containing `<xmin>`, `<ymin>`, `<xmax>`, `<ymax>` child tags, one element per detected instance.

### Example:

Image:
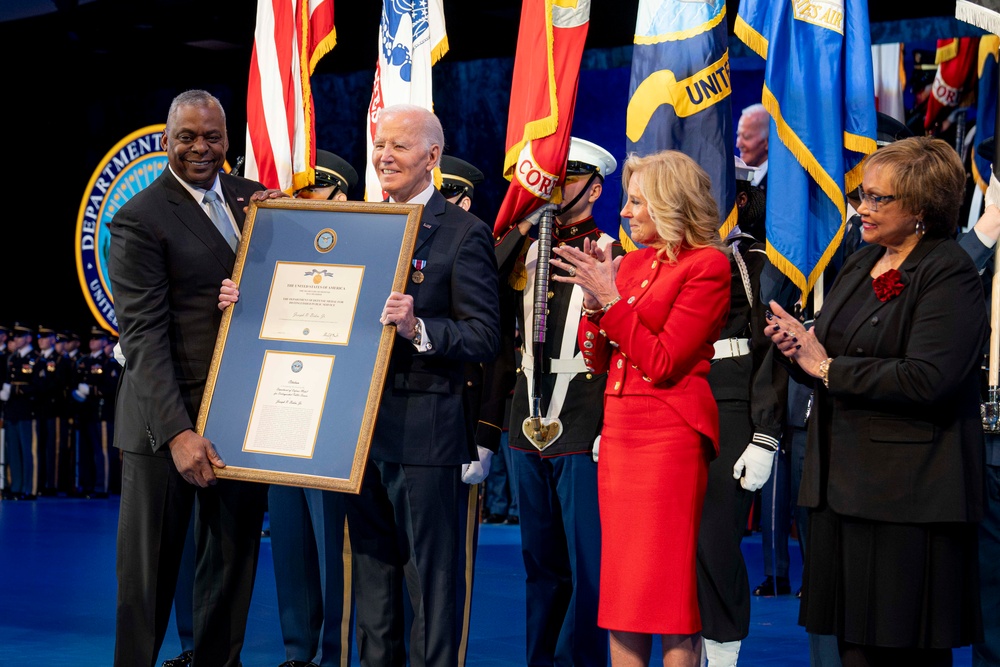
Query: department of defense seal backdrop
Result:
<box><xmin>75</xmin><ymin>125</ymin><xmax>167</xmax><ymax>334</ymax></box>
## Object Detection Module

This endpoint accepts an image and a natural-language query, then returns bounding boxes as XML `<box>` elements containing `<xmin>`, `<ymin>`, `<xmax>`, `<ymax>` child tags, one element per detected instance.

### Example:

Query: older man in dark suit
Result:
<box><xmin>347</xmin><ymin>104</ymin><xmax>500</xmax><ymax>667</ymax></box>
<box><xmin>108</xmin><ymin>89</ymin><xmax>270</xmax><ymax>667</ymax></box>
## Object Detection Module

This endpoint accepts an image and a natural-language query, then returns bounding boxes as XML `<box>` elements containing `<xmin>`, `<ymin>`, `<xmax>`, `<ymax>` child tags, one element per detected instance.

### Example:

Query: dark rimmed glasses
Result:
<box><xmin>857</xmin><ymin>188</ymin><xmax>897</xmax><ymax>212</ymax></box>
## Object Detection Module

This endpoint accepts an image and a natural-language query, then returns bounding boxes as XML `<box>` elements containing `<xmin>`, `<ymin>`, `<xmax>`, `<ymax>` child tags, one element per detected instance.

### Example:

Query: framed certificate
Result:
<box><xmin>196</xmin><ymin>199</ymin><xmax>422</xmax><ymax>492</ymax></box>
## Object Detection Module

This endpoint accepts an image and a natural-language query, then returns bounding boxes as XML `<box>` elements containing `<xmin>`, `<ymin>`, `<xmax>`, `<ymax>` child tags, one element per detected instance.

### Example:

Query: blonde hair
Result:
<box><xmin>620</xmin><ymin>150</ymin><xmax>723</xmax><ymax>263</ymax></box>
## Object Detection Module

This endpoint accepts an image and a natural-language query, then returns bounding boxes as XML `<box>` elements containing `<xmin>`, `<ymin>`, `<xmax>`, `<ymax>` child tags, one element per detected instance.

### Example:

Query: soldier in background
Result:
<box><xmin>2</xmin><ymin>323</ymin><xmax>40</xmax><ymax>500</ymax></box>
<box><xmin>267</xmin><ymin>148</ymin><xmax>359</xmax><ymax>667</ymax></box>
<box><xmin>34</xmin><ymin>325</ymin><xmax>73</xmax><ymax>496</ymax></box>
<box><xmin>72</xmin><ymin>326</ymin><xmax>120</xmax><ymax>499</ymax></box>
<box><xmin>0</xmin><ymin>324</ymin><xmax>12</xmax><ymax>498</ymax></box>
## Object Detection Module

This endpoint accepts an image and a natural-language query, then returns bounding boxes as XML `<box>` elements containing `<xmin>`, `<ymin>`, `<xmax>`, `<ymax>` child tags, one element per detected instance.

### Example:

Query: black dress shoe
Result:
<box><xmin>752</xmin><ymin>576</ymin><xmax>791</xmax><ymax>597</ymax></box>
<box><xmin>503</xmin><ymin>515</ymin><xmax>519</xmax><ymax>525</ymax></box>
<box><xmin>482</xmin><ymin>513</ymin><xmax>506</xmax><ymax>524</ymax></box>
<box><xmin>277</xmin><ymin>661</ymin><xmax>319</xmax><ymax>667</ymax></box>
<box><xmin>162</xmin><ymin>650</ymin><xmax>193</xmax><ymax>667</ymax></box>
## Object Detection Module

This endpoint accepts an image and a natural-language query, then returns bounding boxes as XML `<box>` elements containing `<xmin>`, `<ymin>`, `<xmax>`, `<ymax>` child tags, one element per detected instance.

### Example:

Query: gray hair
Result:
<box><xmin>378</xmin><ymin>104</ymin><xmax>445</xmax><ymax>166</ymax></box>
<box><xmin>166</xmin><ymin>89</ymin><xmax>226</xmax><ymax>131</ymax></box>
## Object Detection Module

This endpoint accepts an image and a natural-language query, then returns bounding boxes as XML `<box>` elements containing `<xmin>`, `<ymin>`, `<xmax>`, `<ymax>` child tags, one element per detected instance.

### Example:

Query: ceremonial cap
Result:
<box><xmin>566</xmin><ymin>137</ymin><xmax>617</xmax><ymax>178</ymax></box>
<box><xmin>57</xmin><ymin>331</ymin><xmax>70</xmax><ymax>342</ymax></box>
<box><xmin>314</xmin><ymin>149</ymin><xmax>359</xmax><ymax>193</ymax></box>
<box><xmin>37</xmin><ymin>325</ymin><xmax>57</xmax><ymax>337</ymax></box>
<box><xmin>734</xmin><ymin>156</ymin><xmax>758</xmax><ymax>183</ymax></box>
<box><xmin>875</xmin><ymin>112</ymin><xmax>913</xmax><ymax>147</ymax></box>
<box><xmin>89</xmin><ymin>326</ymin><xmax>111</xmax><ymax>339</ymax></box>
<box><xmin>11</xmin><ymin>322</ymin><xmax>33</xmax><ymax>337</ymax></box>
<box><xmin>440</xmin><ymin>155</ymin><xmax>485</xmax><ymax>198</ymax></box>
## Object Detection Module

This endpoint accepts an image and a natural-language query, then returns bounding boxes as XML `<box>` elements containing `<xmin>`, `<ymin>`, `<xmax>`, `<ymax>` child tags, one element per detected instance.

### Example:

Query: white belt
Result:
<box><xmin>521</xmin><ymin>354</ymin><xmax>590</xmax><ymax>375</ymax></box>
<box><xmin>713</xmin><ymin>337</ymin><xmax>750</xmax><ymax>360</ymax></box>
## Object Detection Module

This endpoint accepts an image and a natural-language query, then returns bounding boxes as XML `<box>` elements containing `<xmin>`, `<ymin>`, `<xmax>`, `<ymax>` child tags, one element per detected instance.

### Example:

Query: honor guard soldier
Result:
<box><xmin>192</xmin><ymin>149</ymin><xmax>362</xmax><ymax>667</ymax></box>
<box><xmin>438</xmin><ymin>153</ymin><xmax>495</xmax><ymax>664</ymax></box>
<box><xmin>34</xmin><ymin>325</ymin><xmax>74</xmax><ymax>496</ymax></box>
<box><xmin>267</xmin><ymin>148</ymin><xmax>359</xmax><ymax>667</ymax></box>
<box><xmin>295</xmin><ymin>148</ymin><xmax>359</xmax><ymax>201</ymax></box>
<box><xmin>2</xmin><ymin>323</ymin><xmax>41</xmax><ymax>500</ymax></box>
<box><xmin>487</xmin><ymin>138</ymin><xmax>620</xmax><ymax>666</ymax></box>
<box><xmin>54</xmin><ymin>331</ymin><xmax>78</xmax><ymax>493</ymax></box>
<box><xmin>439</xmin><ymin>155</ymin><xmax>485</xmax><ymax>212</ymax></box>
<box><xmin>72</xmin><ymin>326</ymin><xmax>119</xmax><ymax>498</ymax></box>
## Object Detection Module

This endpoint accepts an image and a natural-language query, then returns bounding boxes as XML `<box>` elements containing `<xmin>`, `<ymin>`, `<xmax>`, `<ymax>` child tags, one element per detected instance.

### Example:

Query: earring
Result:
<box><xmin>915</xmin><ymin>219</ymin><xmax>925</xmax><ymax>237</ymax></box>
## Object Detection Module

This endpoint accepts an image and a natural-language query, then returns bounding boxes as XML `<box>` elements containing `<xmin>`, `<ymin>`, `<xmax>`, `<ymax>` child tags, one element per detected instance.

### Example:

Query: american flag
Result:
<box><xmin>244</xmin><ymin>0</ymin><xmax>336</xmax><ymax>192</ymax></box>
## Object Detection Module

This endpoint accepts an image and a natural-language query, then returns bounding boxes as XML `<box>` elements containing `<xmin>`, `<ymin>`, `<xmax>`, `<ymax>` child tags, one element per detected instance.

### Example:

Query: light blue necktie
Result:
<box><xmin>203</xmin><ymin>190</ymin><xmax>238</xmax><ymax>253</ymax></box>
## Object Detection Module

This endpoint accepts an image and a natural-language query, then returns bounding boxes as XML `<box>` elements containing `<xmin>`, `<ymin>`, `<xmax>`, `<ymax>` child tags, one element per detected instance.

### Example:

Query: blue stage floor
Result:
<box><xmin>0</xmin><ymin>496</ymin><xmax>974</xmax><ymax>666</ymax></box>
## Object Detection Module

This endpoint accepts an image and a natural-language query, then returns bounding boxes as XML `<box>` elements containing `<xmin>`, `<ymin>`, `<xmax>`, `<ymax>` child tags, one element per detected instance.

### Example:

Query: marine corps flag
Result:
<box><xmin>493</xmin><ymin>0</ymin><xmax>590</xmax><ymax>236</ymax></box>
<box><xmin>735</xmin><ymin>0</ymin><xmax>877</xmax><ymax>302</ymax></box>
<box><xmin>245</xmin><ymin>0</ymin><xmax>336</xmax><ymax>192</ymax></box>
<box><xmin>364</xmin><ymin>0</ymin><xmax>448</xmax><ymax>201</ymax></box>
<box><xmin>625</xmin><ymin>0</ymin><xmax>735</xmax><ymax>243</ymax></box>
<box><xmin>924</xmin><ymin>37</ymin><xmax>979</xmax><ymax>134</ymax></box>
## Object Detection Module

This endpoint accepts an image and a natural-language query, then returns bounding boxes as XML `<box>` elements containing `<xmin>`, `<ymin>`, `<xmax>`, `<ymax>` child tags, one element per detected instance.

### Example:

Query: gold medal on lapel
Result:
<box><xmin>412</xmin><ymin>270</ymin><xmax>425</xmax><ymax>284</ymax></box>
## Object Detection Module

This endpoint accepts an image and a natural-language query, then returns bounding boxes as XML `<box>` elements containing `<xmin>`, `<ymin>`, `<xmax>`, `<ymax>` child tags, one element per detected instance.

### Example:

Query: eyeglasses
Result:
<box><xmin>857</xmin><ymin>188</ymin><xmax>897</xmax><ymax>212</ymax></box>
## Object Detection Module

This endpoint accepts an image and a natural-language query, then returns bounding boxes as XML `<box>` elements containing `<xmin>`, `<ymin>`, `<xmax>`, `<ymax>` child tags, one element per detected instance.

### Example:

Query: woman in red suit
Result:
<box><xmin>552</xmin><ymin>150</ymin><xmax>731</xmax><ymax>666</ymax></box>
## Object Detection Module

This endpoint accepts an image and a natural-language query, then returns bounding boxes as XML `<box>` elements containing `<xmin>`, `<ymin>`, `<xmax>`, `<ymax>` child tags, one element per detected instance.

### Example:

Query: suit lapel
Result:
<box><xmin>161</xmin><ymin>170</ymin><xmax>236</xmax><ymax>269</ymax></box>
<box><xmin>817</xmin><ymin>238</ymin><xmax>943</xmax><ymax>353</ymax></box>
<box><xmin>412</xmin><ymin>189</ymin><xmax>444</xmax><ymax>253</ymax></box>
<box><xmin>815</xmin><ymin>246</ymin><xmax>877</xmax><ymax>344</ymax></box>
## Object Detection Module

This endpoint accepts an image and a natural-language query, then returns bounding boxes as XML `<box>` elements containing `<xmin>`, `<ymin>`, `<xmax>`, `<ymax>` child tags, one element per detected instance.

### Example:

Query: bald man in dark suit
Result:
<box><xmin>108</xmin><ymin>89</ymin><xmax>269</xmax><ymax>667</ymax></box>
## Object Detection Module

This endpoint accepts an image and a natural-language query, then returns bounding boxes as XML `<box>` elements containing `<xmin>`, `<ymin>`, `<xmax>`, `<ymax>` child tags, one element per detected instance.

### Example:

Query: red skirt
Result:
<box><xmin>597</xmin><ymin>394</ymin><xmax>711</xmax><ymax>634</ymax></box>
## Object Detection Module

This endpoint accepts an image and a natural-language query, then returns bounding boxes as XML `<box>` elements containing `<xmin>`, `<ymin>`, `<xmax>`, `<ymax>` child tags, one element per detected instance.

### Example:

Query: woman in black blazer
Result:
<box><xmin>765</xmin><ymin>136</ymin><xmax>987</xmax><ymax>666</ymax></box>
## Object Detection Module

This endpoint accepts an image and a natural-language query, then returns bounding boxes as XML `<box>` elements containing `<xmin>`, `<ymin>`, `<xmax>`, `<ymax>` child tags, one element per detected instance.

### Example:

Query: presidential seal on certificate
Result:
<box><xmin>196</xmin><ymin>199</ymin><xmax>422</xmax><ymax>493</ymax></box>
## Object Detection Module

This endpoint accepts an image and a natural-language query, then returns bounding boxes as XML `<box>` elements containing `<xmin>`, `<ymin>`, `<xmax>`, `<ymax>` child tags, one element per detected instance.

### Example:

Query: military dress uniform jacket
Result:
<box><xmin>34</xmin><ymin>351</ymin><xmax>73</xmax><ymax>421</ymax></box>
<box><xmin>797</xmin><ymin>237</ymin><xmax>987</xmax><ymax>523</ymax></box>
<box><xmin>5</xmin><ymin>348</ymin><xmax>40</xmax><ymax>421</ymax></box>
<box><xmin>492</xmin><ymin>217</ymin><xmax>622</xmax><ymax>457</ymax></box>
<box><xmin>75</xmin><ymin>352</ymin><xmax>120</xmax><ymax>422</ymax></box>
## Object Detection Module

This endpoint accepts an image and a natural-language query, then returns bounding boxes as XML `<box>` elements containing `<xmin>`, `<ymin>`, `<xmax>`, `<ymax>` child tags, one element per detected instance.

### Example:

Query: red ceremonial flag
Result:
<box><xmin>493</xmin><ymin>0</ymin><xmax>590</xmax><ymax>237</ymax></box>
<box><xmin>245</xmin><ymin>0</ymin><xmax>336</xmax><ymax>192</ymax></box>
<box><xmin>924</xmin><ymin>36</ymin><xmax>979</xmax><ymax>133</ymax></box>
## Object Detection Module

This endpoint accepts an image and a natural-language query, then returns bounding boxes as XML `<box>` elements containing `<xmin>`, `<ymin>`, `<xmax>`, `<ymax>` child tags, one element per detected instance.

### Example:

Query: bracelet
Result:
<box><xmin>818</xmin><ymin>357</ymin><xmax>834</xmax><ymax>388</ymax></box>
<box><xmin>582</xmin><ymin>305</ymin><xmax>602</xmax><ymax>317</ymax></box>
<box><xmin>601</xmin><ymin>296</ymin><xmax>621</xmax><ymax>313</ymax></box>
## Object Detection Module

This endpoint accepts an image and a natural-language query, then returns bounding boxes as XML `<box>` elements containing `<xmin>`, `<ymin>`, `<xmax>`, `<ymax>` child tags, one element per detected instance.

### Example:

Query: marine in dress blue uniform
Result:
<box><xmin>488</xmin><ymin>138</ymin><xmax>619</xmax><ymax>666</ymax></box>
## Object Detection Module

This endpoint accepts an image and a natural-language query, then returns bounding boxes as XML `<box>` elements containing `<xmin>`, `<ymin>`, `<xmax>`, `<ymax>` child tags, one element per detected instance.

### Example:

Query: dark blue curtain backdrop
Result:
<box><xmin>311</xmin><ymin>45</ymin><xmax>765</xmax><ymax>239</ymax></box>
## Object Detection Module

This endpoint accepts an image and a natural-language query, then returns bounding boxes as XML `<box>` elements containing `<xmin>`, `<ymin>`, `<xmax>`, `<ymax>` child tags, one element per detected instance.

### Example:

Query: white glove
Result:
<box><xmin>0</xmin><ymin>382</ymin><xmax>10</xmax><ymax>402</ymax></box>
<box><xmin>72</xmin><ymin>382</ymin><xmax>91</xmax><ymax>402</ymax></box>
<box><xmin>732</xmin><ymin>440</ymin><xmax>777</xmax><ymax>492</ymax></box>
<box><xmin>522</xmin><ymin>202</ymin><xmax>559</xmax><ymax>227</ymax></box>
<box><xmin>113</xmin><ymin>341</ymin><xmax>126</xmax><ymax>366</ymax></box>
<box><xmin>987</xmin><ymin>170</ymin><xmax>1000</xmax><ymax>210</ymax></box>
<box><xmin>592</xmin><ymin>435</ymin><xmax>600</xmax><ymax>463</ymax></box>
<box><xmin>461</xmin><ymin>445</ymin><xmax>493</xmax><ymax>484</ymax></box>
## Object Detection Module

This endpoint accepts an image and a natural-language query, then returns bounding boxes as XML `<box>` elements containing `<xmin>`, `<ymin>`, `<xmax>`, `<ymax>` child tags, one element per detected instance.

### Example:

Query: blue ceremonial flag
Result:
<box><xmin>974</xmin><ymin>36</ymin><xmax>998</xmax><ymax>193</ymax></box>
<box><xmin>624</xmin><ymin>0</ymin><xmax>735</xmax><ymax>250</ymax></box>
<box><xmin>736</xmin><ymin>0</ymin><xmax>877</xmax><ymax>302</ymax></box>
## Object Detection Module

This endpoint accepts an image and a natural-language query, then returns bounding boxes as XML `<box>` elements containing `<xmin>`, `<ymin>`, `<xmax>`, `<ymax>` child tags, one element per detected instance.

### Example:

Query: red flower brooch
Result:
<box><xmin>872</xmin><ymin>268</ymin><xmax>904</xmax><ymax>302</ymax></box>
